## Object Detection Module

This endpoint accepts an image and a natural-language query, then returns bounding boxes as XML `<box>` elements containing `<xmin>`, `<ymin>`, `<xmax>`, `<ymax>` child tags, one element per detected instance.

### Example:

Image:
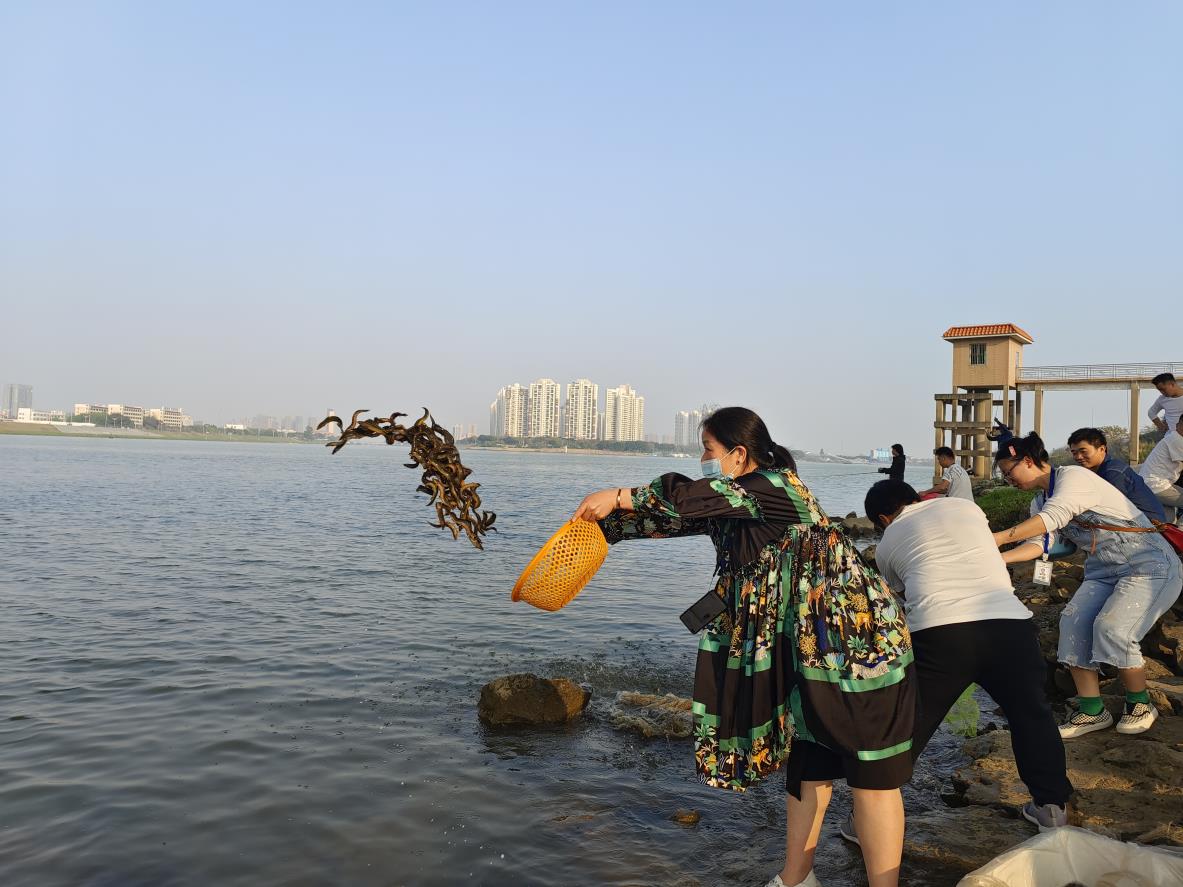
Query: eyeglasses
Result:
<box><xmin>998</xmin><ymin>460</ymin><xmax>1025</xmax><ymax>482</ymax></box>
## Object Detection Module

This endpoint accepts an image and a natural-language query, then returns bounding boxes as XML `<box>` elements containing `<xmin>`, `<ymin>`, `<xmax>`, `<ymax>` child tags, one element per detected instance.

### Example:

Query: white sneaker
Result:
<box><xmin>764</xmin><ymin>871</ymin><xmax>821</xmax><ymax>887</ymax></box>
<box><xmin>1058</xmin><ymin>706</ymin><xmax>1113</xmax><ymax>739</ymax></box>
<box><xmin>1115</xmin><ymin>701</ymin><xmax>1158</xmax><ymax>734</ymax></box>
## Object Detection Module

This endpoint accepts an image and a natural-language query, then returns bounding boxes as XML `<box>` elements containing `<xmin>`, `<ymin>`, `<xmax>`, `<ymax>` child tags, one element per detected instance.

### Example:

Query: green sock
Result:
<box><xmin>1126</xmin><ymin>689</ymin><xmax>1150</xmax><ymax>705</ymax></box>
<box><xmin>1076</xmin><ymin>696</ymin><xmax>1104</xmax><ymax>716</ymax></box>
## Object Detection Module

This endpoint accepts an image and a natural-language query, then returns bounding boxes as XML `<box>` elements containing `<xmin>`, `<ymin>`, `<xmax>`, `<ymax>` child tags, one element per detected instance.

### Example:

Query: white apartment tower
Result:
<box><xmin>527</xmin><ymin>378</ymin><xmax>562</xmax><ymax>438</ymax></box>
<box><xmin>500</xmin><ymin>384</ymin><xmax>528</xmax><ymax>438</ymax></box>
<box><xmin>674</xmin><ymin>410</ymin><xmax>703</xmax><ymax>448</ymax></box>
<box><xmin>563</xmin><ymin>379</ymin><xmax>599</xmax><ymax>440</ymax></box>
<box><xmin>603</xmin><ymin>384</ymin><xmax>645</xmax><ymax>442</ymax></box>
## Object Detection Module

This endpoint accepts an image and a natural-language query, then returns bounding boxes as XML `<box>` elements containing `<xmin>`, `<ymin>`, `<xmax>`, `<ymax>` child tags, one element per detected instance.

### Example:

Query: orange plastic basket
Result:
<box><xmin>511</xmin><ymin>520</ymin><xmax>609</xmax><ymax>611</ymax></box>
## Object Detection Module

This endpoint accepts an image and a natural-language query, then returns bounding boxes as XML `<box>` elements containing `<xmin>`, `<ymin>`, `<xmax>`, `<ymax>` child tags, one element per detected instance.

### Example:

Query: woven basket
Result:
<box><xmin>511</xmin><ymin>520</ymin><xmax>609</xmax><ymax>611</ymax></box>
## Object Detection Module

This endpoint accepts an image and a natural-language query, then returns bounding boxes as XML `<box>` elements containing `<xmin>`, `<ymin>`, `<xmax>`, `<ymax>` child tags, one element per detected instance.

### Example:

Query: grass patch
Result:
<box><xmin>943</xmin><ymin>684</ymin><xmax>981</xmax><ymax>738</ymax></box>
<box><xmin>975</xmin><ymin>486</ymin><xmax>1038</xmax><ymax>532</ymax></box>
<box><xmin>0</xmin><ymin>422</ymin><xmax>62</xmax><ymax>436</ymax></box>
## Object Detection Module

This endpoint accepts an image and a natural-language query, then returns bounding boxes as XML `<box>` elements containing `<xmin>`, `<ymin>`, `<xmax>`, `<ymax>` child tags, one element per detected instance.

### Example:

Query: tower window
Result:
<box><xmin>970</xmin><ymin>343</ymin><xmax>986</xmax><ymax>365</ymax></box>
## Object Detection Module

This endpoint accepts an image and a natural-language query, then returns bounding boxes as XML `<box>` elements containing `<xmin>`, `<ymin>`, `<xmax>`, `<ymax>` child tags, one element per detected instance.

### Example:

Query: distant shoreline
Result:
<box><xmin>0</xmin><ymin>422</ymin><xmax>317</xmax><ymax>445</ymax></box>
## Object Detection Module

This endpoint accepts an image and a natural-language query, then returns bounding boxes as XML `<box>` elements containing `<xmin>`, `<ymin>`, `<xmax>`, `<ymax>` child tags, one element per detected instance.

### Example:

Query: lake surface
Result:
<box><xmin>0</xmin><ymin>437</ymin><xmax>958</xmax><ymax>886</ymax></box>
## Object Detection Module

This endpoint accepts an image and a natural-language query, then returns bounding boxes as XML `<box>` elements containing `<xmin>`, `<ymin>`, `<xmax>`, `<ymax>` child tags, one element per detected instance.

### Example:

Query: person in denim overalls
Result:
<box><xmin>994</xmin><ymin>432</ymin><xmax>1181</xmax><ymax>738</ymax></box>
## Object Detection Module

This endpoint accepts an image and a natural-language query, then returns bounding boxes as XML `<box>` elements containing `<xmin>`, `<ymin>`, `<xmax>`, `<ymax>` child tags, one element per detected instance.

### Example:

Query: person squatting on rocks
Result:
<box><xmin>1067</xmin><ymin>427</ymin><xmax>1165</xmax><ymax>524</ymax></box>
<box><xmin>993</xmin><ymin>431</ymin><xmax>1183</xmax><ymax>739</ymax></box>
<box><xmin>918</xmin><ymin>446</ymin><xmax>974</xmax><ymax>501</ymax></box>
<box><xmin>877</xmin><ymin>443</ymin><xmax>906</xmax><ymax>483</ymax></box>
<box><xmin>862</xmin><ymin>480</ymin><xmax>1074</xmax><ymax>833</ymax></box>
<box><xmin>572</xmin><ymin>407</ymin><xmax>915</xmax><ymax>887</ymax></box>
<box><xmin>1137</xmin><ymin>414</ymin><xmax>1183</xmax><ymax>525</ymax></box>
<box><xmin>1147</xmin><ymin>372</ymin><xmax>1183</xmax><ymax>437</ymax></box>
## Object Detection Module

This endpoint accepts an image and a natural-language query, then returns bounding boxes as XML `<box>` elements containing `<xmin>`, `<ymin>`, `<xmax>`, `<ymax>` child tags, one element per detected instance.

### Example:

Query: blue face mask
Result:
<box><xmin>700</xmin><ymin>447</ymin><xmax>736</xmax><ymax>479</ymax></box>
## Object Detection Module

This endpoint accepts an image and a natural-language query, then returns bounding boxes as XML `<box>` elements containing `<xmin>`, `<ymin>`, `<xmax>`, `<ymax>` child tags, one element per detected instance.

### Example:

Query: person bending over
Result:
<box><xmin>994</xmin><ymin>432</ymin><xmax>1181</xmax><ymax>739</ymax></box>
<box><xmin>857</xmin><ymin>480</ymin><xmax>1073</xmax><ymax>831</ymax></box>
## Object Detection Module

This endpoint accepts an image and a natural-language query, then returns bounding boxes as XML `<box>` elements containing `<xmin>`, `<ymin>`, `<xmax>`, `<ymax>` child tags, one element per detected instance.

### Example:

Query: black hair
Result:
<box><xmin>701</xmin><ymin>406</ymin><xmax>797</xmax><ymax>473</ymax></box>
<box><xmin>1152</xmin><ymin>372</ymin><xmax>1176</xmax><ymax>386</ymax></box>
<box><xmin>891</xmin><ymin>443</ymin><xmax>904</xmax><ymax>456</ymax></box>
<box><xmin>864</xmin><ymin>480</ymin><xmax>921</xmax><ymax>531</ymax></box>
<box><xmin>994</xmin><ymin>430</ymin><xmax>1049</xmax><ymax>468</ymax></box>
<box><xmin>933</xmin><ymin>446</ymin><xmax>955</xmax><ymax>459</ymax></box>
<box><xmin>1067</xmin><ymin>427</ymin><xmax>1107</xmax><ymax>449</ymax></box>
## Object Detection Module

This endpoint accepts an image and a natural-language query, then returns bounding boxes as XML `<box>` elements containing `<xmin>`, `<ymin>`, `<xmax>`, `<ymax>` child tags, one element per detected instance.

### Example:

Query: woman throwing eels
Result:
<box><xmin>573</xmin><ymin>407</ymin><xmax>915</xmax><ymax>887</ymax></box>
<box><xmin>993</xmin><ymin>431</ymin><xmax>1182</xmax><ymax>738</ymax></box>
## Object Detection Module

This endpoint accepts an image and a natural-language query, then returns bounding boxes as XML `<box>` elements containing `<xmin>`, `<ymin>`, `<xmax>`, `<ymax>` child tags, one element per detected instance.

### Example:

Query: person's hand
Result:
<box><xmin>1153</xmin><ymin>418</ymin><xmax>1168</xmax><ymax>432</ymax></box>
<box><xmin>572</xmin><ymin>489</ymin><xmax>620</xmax><ymax>522</ymax></box>
<box><xmin>878</xmin><ymin>467</ymin><xmax>887</xmax><ymax>474</ymax></box>
<box><xmin>993</xmin><ymin>529</ymin><xmax>1013</xmax><ymax>548</ymax></box>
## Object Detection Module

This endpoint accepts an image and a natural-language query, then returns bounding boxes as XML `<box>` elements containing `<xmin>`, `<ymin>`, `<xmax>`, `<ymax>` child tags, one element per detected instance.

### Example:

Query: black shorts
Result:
<box><xmin>784</xmin><ymin>738</ymin><xmax>913</xmax><ymax>799</ymax></box>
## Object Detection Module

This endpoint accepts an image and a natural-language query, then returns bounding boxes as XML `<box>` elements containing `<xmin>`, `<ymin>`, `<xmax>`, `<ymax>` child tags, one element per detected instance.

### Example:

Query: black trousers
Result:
<box><xmin>911</xmin><ymin>618</ymin><xmax>1074</xmax><ymax>808</ymax></box>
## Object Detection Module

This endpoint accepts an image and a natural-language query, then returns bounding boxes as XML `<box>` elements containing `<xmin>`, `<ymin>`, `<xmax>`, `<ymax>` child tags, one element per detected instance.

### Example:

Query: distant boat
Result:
<box><xmin>669</xmin><ymin>452</ymin><xmax>692</xmax><ymax>458</ymax></box>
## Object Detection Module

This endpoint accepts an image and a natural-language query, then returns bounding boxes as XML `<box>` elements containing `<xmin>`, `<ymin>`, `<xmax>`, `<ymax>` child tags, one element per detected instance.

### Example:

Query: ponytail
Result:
<box><xmin>769</xmin><ymin>442</ymin><xmax>798</xmax><ymax>473</ymax></box>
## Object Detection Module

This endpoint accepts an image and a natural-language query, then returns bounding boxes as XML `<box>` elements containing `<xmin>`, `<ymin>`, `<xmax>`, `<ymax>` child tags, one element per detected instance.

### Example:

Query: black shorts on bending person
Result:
<box><xmin>784</xmin><ymin>738</ymin><xmax>913</xmax><ymax>798</ymax></box>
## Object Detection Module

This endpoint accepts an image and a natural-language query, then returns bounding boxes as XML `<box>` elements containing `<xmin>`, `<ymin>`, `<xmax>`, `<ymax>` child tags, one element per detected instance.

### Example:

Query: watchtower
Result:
<box><xmin>935</xmin><ymin>324</ymin><xmax>1033</xmax><ymax>478</ymax></box>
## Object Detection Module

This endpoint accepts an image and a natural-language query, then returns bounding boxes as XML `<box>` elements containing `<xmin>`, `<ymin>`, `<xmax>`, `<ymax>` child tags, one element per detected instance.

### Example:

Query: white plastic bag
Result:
<box><xmin>957</xmin><ymin>827</ymin><xmax>1183</xmax><ymax>887</ymax></box>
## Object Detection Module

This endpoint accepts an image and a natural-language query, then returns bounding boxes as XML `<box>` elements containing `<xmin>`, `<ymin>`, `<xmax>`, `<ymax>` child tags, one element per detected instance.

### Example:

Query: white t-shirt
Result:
<box><xmin>1028</xmin><ymin>465</ymin><xmax>1144</xmax><ymax>545</ymax></box>
<box><xmin>941</xmin><ymin>463</ymin><xmax>974</xmax><ymax>501</ymax></box>
<box><xmin>1147</xmin><ymin>393</ymin><xmax>1183</xmax><ymax>429</ymax></box>
<box><xmin>876</xmin><ymin>497</ymin><xmax>1030</xmax><ymax>633</ymax></box>
<box><xmin>1139</xmin><ymin>431</ymin><xmax>1183</xmax><ymax>493</ymax></box>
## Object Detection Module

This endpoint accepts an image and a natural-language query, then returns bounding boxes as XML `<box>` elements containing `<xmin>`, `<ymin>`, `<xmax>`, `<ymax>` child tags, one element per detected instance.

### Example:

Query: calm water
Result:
<box><xmin>0</xmin><ymin>437</ymin><xmax>954</xmax><ymax>887</ymax></box>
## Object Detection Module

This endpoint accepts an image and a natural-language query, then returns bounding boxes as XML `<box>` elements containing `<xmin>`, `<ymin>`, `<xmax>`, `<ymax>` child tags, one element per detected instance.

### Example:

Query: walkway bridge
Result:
<box><xmin>1016</xmin><ymin>362</ymin><xmax>1181</xmax><ymax>463</ymax></box>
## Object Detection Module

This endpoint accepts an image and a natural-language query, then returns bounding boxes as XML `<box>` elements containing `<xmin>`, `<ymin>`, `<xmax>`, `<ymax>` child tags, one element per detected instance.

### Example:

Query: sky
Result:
<box><xmin>2</xmin><ymin>2</ymin><xmax>1180</xmax><ymax>454</ymax></box>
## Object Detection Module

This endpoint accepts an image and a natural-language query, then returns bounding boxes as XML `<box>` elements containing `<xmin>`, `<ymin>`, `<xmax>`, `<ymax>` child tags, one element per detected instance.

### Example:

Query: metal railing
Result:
<box><xmin>1017</xmin><ymin>362</ymin><xmax>1183</xmax><ymax>383</ymax></box>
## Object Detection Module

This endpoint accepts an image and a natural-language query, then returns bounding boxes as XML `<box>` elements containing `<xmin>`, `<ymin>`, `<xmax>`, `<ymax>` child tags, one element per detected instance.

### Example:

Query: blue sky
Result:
<box><xmin>2</xmin><ymin>2</ymin><xmax>1180</xmax><ymax>452</ymax></box>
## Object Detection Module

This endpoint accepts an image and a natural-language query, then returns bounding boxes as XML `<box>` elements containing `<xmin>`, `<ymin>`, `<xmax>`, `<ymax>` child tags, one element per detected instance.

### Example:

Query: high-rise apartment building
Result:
<box><xmin>491</xmin><ymin>384</ymin><xmax>529</xmax><ymax>438</ymax></box>
<box><xmin>674</xmin><ymin>410</ymin><xmax>703</xmax><ymax>448</ymax></box>
<box><xmin>603</xmin><ymin>384</ymin><xmax>645</xmax><ymax>442</ymax></box>
<box><xmin>563</xmin><ymin>379</ymin><xmax>599</xmax><ymax>440</ymax></box>
<box><xmin>527</xmin><ymin>378</ymin><xmax>561</xmax><ymax>438</ymax></box>
<box><xmin>3</xmin><ymin>384</ymin><xmax>33</xmax><ymax>418</ymax></box>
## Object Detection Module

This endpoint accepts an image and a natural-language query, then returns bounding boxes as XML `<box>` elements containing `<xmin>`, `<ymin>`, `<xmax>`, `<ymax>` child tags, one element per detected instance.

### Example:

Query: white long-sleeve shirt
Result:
<box><xmin>876</xmin><ymin>497</ymin><xmax>1030</xmax><ymax>632</ymax></box>
<box><xmin>1139</xmin><ymin>431</ymin><xmax>1183</xmax><ymax>493</ymax></box>
<box><xmin>1147</xmin><ymin>393</ymin><xmax>1183</xmax><ymax>429</ymax></box>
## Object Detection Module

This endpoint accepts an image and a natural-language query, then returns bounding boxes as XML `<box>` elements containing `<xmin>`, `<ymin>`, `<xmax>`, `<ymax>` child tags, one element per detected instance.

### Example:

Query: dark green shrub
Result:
<box><xmin>976</xmin><ymin>486</ymin><xmax>1038</xmax><ymax>532</ymax></box>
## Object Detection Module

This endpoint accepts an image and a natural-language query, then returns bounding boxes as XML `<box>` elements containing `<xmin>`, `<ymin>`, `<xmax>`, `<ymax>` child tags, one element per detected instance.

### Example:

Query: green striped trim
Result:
<box><xmin>691</xmin><ymin>701</ymin><xmax>786</xmax><ymax>746</ymax></box>
<box><xmin>797</xmin><ymin>649</ymin><xmax>914</xmax><ymax>691</ymax></box>
<box><xmin>758</xmin><ymin>469</ymin><xmax>819</xmax><ymax>527</ymax></box>
<box><xmin>855</xmin><ymin>739</ymin><xmax>913</xmax><ymax>761</ymax></box>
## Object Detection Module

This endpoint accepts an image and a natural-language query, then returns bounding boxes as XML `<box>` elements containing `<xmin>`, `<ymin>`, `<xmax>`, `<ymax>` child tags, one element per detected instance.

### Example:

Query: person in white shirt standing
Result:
<box><xmin>920</xmin><ymin>446</ymin><xmax>974</xmax><ymax>501</ymax></box>
<box><xmin>1138</xmin><ymin>415</ymin><xmax>1183</xmax><ymax>524</ymax></box>
<box><xmin>1147</xmin><ymin>372</ymin><xmax>1183</xmax><ymax>437</ymax></box>
<box><xmin>860</xmin><ymin>480</ymin><xmax>1073</xmax><ymax>831</ymax></box>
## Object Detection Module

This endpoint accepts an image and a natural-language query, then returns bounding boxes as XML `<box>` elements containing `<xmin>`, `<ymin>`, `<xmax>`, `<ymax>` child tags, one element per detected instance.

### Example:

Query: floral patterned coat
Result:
<box><xmin>600</xmin><ymin>469</ymin><xmax>914</xmax><ymax>791</ymax></box>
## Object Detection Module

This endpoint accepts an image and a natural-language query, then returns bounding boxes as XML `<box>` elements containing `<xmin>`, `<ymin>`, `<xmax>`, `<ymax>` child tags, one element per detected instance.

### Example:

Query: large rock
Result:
<box><xmin>841</xmin><ymin>514</ymin><xmax>878</xmax><ymax>539</ymax></box>
<box><xmin>477</xmin><ymin>673</ymin><xmax>590</xmax><ymax>727</ymax></box>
